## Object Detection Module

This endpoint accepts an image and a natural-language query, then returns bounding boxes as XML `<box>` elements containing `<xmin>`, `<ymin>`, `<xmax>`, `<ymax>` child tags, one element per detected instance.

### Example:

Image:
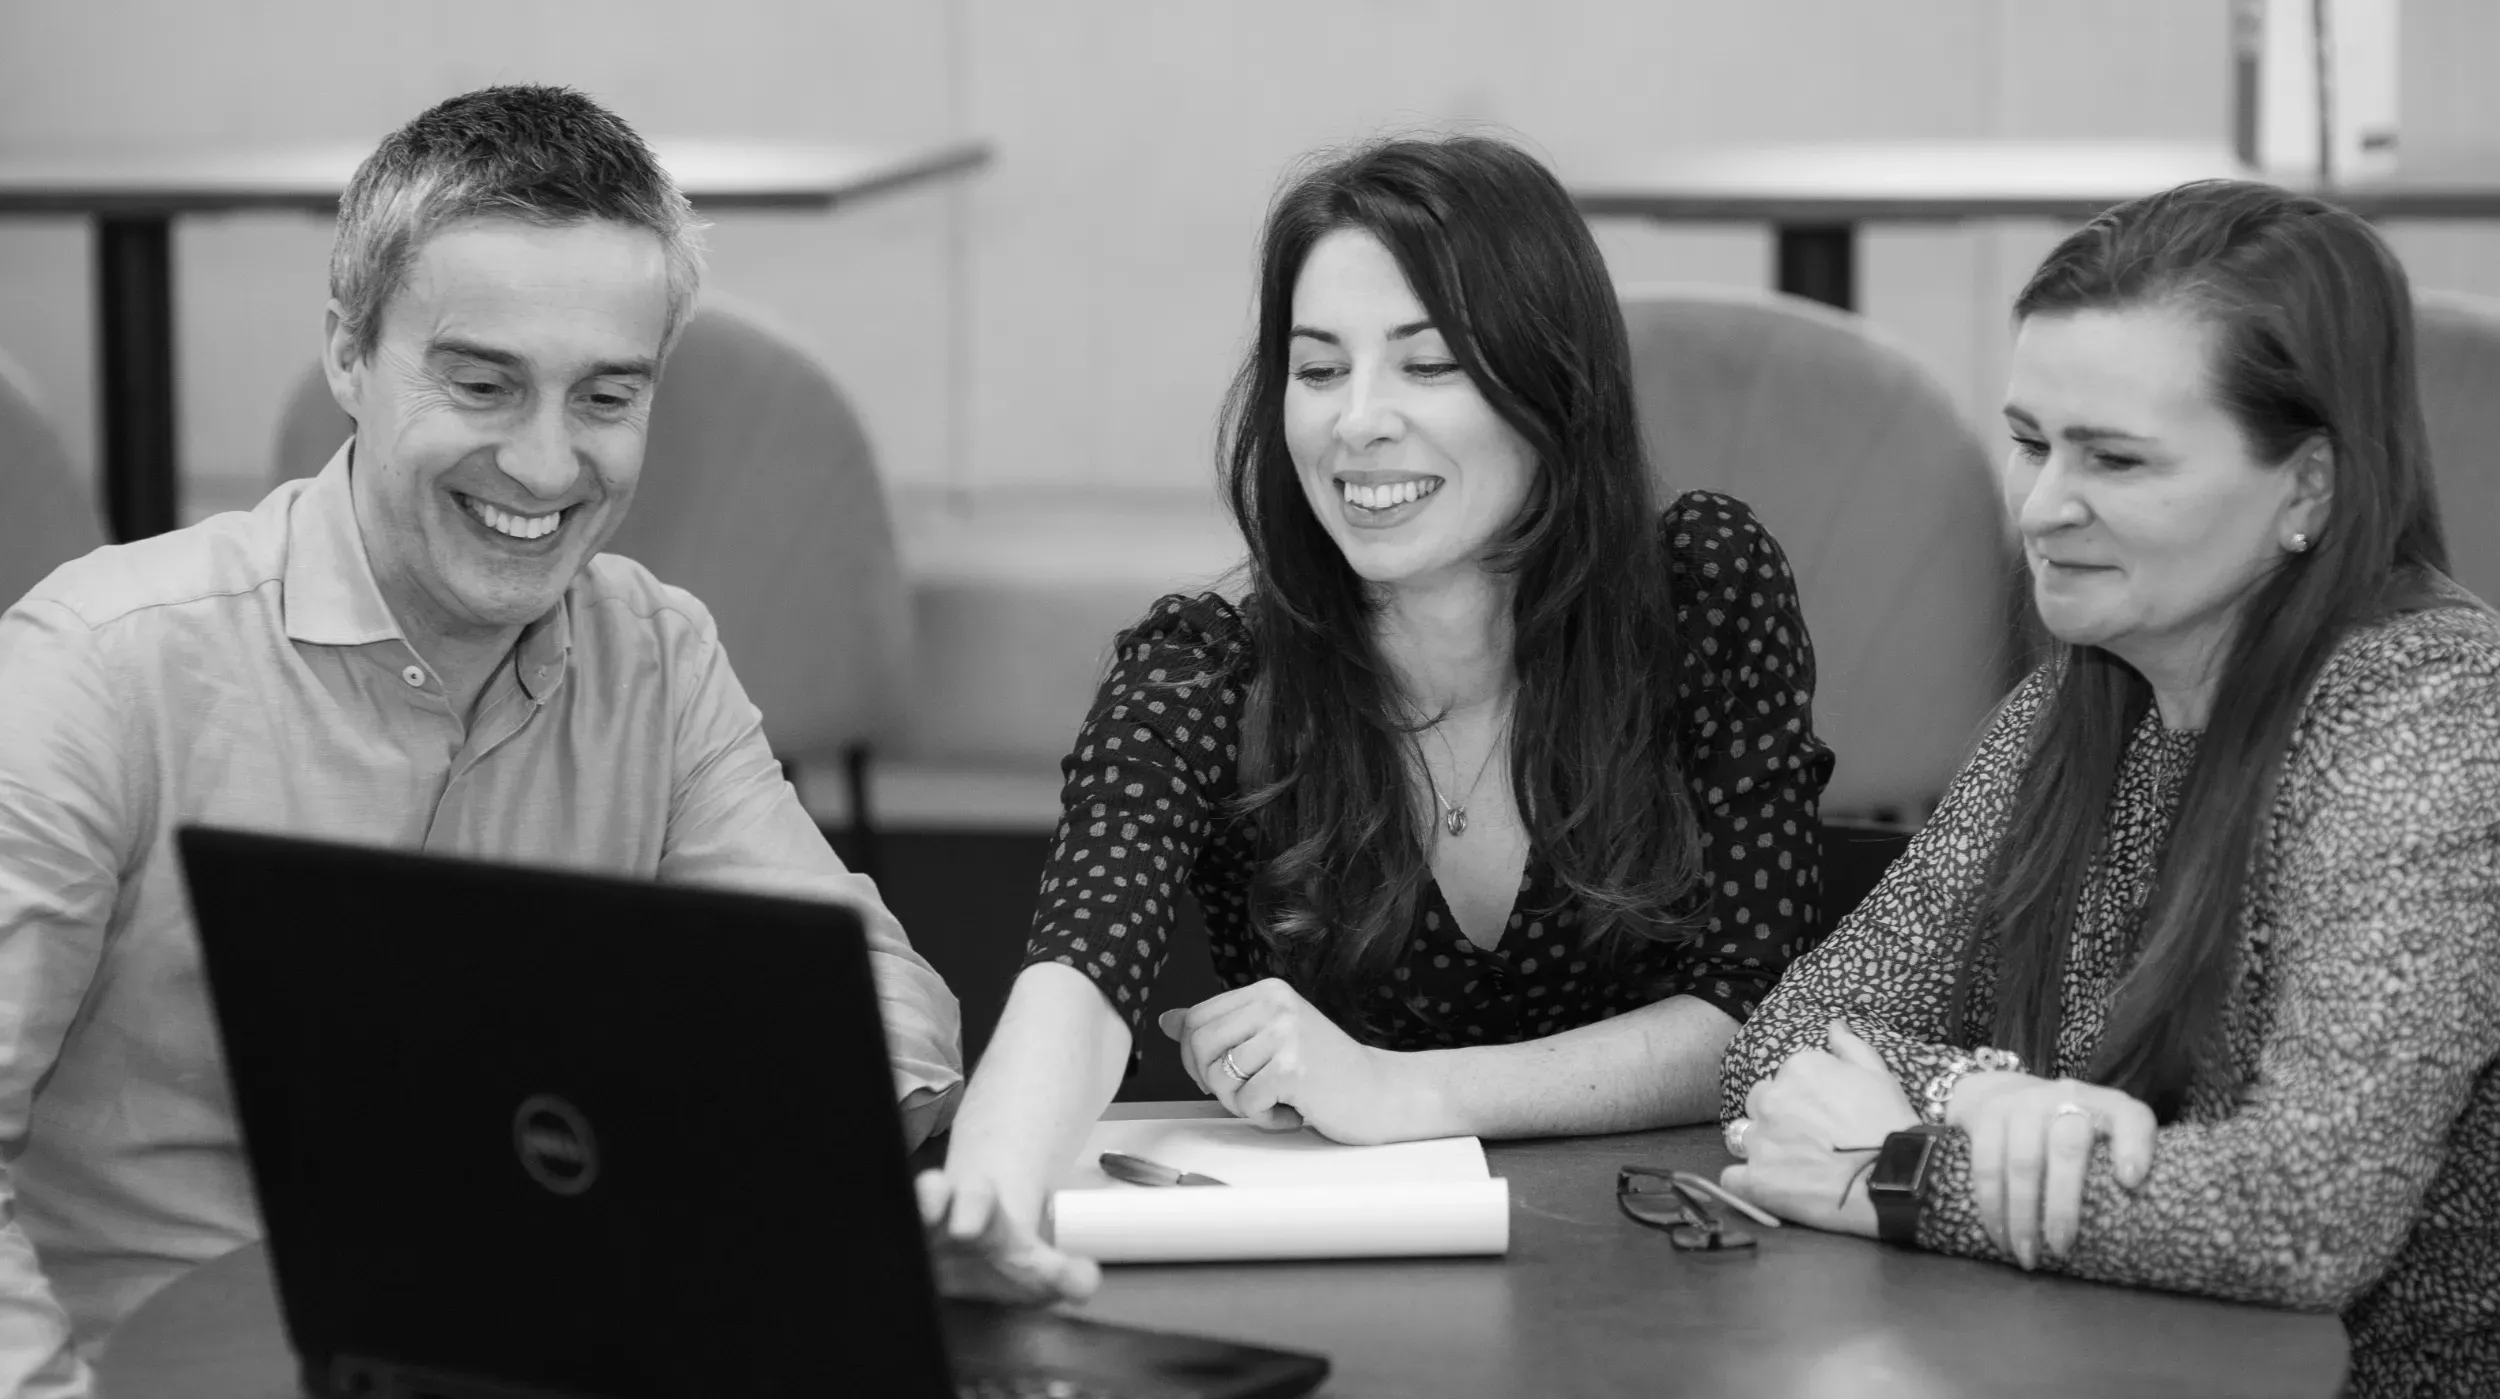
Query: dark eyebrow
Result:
<box><xmin>1288</xmin><ymin>319</ymin><xmax>1439</xmax><ymax>347</ymax></box>
<box><xmin>2001</xmin><ymin>405</ymin><xmax>2152</xmax><ymax>444</ymax></box>
<box><xmin>426</xmin><ymin>338</ymin><xmax>655</xmax><ymax>381</ymax></box>
<box><xmin>428</xmin><ymin>338</ymin><xmax>523</xmax><ymax>370</ymax></box>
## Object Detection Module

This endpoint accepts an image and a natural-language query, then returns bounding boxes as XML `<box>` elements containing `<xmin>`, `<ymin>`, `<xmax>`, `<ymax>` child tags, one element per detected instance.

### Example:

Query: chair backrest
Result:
<box><xmin>1620</xmin><ymin>286</ymin><xmax>2018</xmax><ymax>823</ymax></box>
<box><xmin>0</xmin><ymin>349</ymin><xmax>108</xmax><ymax>612</ymax></box>
<box><xmin>2411</xmin><ymin>289</ymin><xmax>2500</xmax><ymax>607</ymax></box>
<box><xmin>270</xmin><ymin>300</ymin><xmax>910</xmax><ymax>758</ymax></box>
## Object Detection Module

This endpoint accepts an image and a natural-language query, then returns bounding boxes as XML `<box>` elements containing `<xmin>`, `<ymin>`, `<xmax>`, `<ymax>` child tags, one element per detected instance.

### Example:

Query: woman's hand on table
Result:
<box><xmin>1720</xmin><ymin>1019</ymin><xmax>1920</xmax><ymax>1237</ymax></box>
<box><xmin>1160</xmin><ymin>977</ymin><xmax>1429</xmax><ymax>1144</ymax></box>
<box><xmin>914</xmin><ymin>1167</ymin><xmax>1101</xmax><ymax>1307</ymax></box>
<box><xmin>1945</xmin><ymin>1071</ymin><xmax>2155</xmax><ymax>1269</ymax></box>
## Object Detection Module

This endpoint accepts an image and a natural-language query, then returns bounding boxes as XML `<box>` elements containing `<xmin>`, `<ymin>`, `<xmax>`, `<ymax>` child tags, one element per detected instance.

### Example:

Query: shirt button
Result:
<box><xmin>401</xmin><ymin>665</ymin><xmax>427</xmax><ymax>687</ymax></box>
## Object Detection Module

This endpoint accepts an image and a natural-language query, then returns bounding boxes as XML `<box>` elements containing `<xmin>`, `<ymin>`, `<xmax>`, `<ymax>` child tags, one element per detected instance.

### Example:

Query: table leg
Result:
<box><xmin>1775</xmin><ymin>223</ymin><xmax>1855</xmax><ymax>312</ymax></box>
<box><xmin>95</xmin><ymin>215</ymin><xmax>181</xmax><ymax>541</ymax></box>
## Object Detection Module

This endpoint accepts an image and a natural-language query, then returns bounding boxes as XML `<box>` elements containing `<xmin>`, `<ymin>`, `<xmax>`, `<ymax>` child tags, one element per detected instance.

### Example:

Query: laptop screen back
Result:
<box><xmin>178</xmin><ymin>826</ymin><xmax>953</xmax><ymax>1399</ymax></box>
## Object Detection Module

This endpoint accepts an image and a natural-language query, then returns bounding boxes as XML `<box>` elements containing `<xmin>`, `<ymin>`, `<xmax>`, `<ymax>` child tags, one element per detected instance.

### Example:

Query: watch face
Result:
<box><xmin>1868</xmin><ymin>1130</ymin><xmax>1938</xmax><ymax>1197</ymax></box>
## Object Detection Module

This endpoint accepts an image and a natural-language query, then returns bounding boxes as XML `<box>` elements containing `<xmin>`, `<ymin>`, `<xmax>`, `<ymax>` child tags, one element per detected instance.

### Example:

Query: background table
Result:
<box><xmin>96</xmin><ymin>1107</ymin><xmax>2347</xmax><ymax>1399</ymax></box>
<box><xmin>0</xmin><ymin>137</ymin><xmax>993</xmax><ymax>543</ymax></box>
<box><xmin>1572</xmin><ymin>139</ymin><xmax>2500</xmax><ymax>312</ymax></box>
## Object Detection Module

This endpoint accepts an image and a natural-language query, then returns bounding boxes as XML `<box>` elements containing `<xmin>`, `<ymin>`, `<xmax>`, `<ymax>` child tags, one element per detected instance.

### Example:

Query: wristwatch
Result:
<box><xmin>1865</xmin><ymin>1124</ymin><xmax>1950</xmax><ymax>1246</ymax></box>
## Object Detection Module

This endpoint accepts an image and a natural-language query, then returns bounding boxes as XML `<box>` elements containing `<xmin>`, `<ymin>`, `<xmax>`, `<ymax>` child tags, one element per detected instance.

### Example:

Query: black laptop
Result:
<box><xmin>178</xmin><ymin>826</ymin><xmax>1329</xmax><ymax>1399</ymax></box>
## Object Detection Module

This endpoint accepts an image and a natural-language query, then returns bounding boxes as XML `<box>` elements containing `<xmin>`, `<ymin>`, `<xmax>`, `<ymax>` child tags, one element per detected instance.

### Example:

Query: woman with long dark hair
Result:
<box><xmin>920</xmin><ymin>134</ymin><xmax>1832</xmax><ymax>1302</ymax></box>
<box><xmin>1718</xmin><ymin>180</ymin><xmax>2498</xmax><ymax>1397</ymax></box>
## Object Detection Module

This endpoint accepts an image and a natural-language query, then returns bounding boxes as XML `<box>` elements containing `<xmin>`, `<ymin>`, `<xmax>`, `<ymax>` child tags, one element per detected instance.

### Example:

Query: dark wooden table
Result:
<box><xmin>0</xmin><ymin>138</ymin><xmax>992</xmax><ymax>543</ymax></box>
<box><xmin>96</xmin><ymin>1108</ymin><xmax>2346</xmax><ymax>1399</ymax></box>
<box><xmin>1572</xmin><ymin>139</ymin><xmax>2500</xmax><ymax>312</ymax></box>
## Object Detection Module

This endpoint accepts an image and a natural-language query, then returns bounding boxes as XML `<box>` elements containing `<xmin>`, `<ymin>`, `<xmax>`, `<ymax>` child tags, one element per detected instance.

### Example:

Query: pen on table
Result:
<box><xmin>1674</xmin><ymin>1170</ymin><xmax>1780</xmax><ymax>1228</ymax></box>
<box><xmin>1099</xmin><ymin>1152</ymin><xmax>1230</xmax><ymax>1187</ymax></box>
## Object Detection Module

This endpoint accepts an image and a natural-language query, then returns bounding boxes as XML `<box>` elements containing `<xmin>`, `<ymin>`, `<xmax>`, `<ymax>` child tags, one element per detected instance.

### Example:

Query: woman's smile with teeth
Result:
<box><xmin>1340</xmin><ymin>477</ymin><xmax>1442</xmax><ymax>510</ymax></box>
<box><xmin>458</xmin><ymin>492</ymin><xmax>566</xmax><ymax>541</ymax></box>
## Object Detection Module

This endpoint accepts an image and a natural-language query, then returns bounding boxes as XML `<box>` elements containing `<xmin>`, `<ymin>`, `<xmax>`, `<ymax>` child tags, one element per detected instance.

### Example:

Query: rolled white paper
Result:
<box><xmin>1049</xmin><ymin>1178</ymin><xmax>1511</xmax><ymax>1263</ymax></box>
<box><xmin>1064</xmin><ymin>1116</ymin><xmax>1492</xmax><ymax>1191</ymax></box>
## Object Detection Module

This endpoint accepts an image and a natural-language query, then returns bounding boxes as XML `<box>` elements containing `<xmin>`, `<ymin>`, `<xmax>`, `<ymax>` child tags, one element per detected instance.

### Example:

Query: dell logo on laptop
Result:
<box><xmin>512</xmin><ymin>1094</ymin><xmax>599</xmax><ymax>1196</ymax></box>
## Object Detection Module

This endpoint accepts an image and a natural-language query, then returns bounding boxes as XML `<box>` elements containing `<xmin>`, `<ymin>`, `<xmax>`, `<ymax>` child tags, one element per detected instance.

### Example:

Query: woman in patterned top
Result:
<box><xmin>920</xmin><ymin>136</ymin><xmax>1833</xmax><ymax>1302</ymax></box>
<box><xmin>1719</xmin><ymin>180</ymin><xmax>2498</xmax><ymax>1397</ymax></box>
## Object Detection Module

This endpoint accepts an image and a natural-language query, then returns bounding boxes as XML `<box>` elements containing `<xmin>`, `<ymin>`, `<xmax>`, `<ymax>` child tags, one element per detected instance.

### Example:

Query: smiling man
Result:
<box><xmin>0</xmin><ymin>87</ymin><xmax>961</xmax><ymax>1396</ymax></box>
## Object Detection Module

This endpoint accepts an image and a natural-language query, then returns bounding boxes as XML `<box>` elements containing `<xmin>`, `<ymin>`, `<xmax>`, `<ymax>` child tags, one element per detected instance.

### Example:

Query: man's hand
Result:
<box><xmin>914</xmin><ymin>1168</ymin><xmax>1100</xmax><ymax>1307</ymax></box>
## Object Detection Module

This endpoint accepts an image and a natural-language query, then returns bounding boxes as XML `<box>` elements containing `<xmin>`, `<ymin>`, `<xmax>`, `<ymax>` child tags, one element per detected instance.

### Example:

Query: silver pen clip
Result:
<box><xmin>1099</xmin><ymin>1151</ymin><xmax>1230</xmax><ymax>1187</ymax></box>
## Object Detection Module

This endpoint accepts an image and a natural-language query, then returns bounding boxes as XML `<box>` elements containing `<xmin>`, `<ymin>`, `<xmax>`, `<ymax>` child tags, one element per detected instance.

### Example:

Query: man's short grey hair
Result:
<box><xmin>330</xmin><ymin>85</ymin><xmax>707</xmax><ymax>361</ymax></box>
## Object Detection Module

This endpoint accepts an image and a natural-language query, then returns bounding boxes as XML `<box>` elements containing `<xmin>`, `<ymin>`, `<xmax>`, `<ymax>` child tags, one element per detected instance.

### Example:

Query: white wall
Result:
<box><xmin>2380</xmin><ymin>1</ymin><xmax>2500</xmax><ymax>307</ymax></box>
<box><xmin>0</xmin><ymin>0</ymin><xmax>959</xmax><ymax>518</ymax></box>
<box><xmin>1</xmin><ymin>0</ymin><xmax>2492</xmax><ymax>524</ymax></box>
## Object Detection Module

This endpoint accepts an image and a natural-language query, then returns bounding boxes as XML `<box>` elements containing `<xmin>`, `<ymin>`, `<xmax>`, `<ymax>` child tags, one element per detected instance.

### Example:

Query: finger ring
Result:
<box><xmin>1221</xmin><ymin>1050</ymin><xmax>1249</xmax><ymax>1084</ymax></box>
<box><xmin>1724</xmin><ymin>1116</ymin><xmax>1752</xmax><ymax>1160</ymax></box>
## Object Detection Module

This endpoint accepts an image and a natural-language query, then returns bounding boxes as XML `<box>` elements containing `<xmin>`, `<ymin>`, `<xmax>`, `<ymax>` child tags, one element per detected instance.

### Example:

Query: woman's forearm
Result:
<box><xmin>1397</xmin><ymin>994</ymin><xmax>1738</xmax><ymax>1140</ymax></box>
<box><xmin>943</xmin><ymin>961</ymin><xmax>1134</xmax><ymax>1219</ymax></box>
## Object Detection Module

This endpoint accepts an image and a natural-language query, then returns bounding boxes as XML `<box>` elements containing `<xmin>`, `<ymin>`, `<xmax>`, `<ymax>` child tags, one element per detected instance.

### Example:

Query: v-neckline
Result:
<box><xmin>1423</xmin><ymin>862</ymin><xmax>1536</xmax><ymax>955</ymax></box>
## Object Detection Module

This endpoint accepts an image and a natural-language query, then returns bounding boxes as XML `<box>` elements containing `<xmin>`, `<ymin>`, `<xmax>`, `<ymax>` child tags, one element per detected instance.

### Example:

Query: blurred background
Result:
<box><xmin>3</xmin><ymin>0</ymin><xmax>2494</xmax><ymax>1087</ymax></box>
<box><xmin>11</xmin><ymin>2</ymin><xmax>2496</xmax><ymax>519</ymax></box>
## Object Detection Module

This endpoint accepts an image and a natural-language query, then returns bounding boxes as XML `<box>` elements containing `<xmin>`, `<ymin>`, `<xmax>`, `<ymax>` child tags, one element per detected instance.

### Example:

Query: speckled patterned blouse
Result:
<box><xmin>1725</xmin><ymin>584</ymin><xmax>2500</xmax><ymax>1399</ymax></box>
<box><xmin>1024</xmin><ymin>491</ymin><xmax>1835</xmax><ymax>1049</ymax></box>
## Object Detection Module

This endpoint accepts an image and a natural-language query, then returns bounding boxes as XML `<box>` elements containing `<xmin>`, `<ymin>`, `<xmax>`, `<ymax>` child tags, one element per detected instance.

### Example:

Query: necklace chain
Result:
<box><xmin>1422</xmin><ymin>699</ymin><xmax>1511</xmax><ymax>839</ymax></box>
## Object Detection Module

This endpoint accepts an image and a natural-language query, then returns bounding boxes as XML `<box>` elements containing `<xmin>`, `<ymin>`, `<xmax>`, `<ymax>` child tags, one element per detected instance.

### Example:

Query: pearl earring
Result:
<box><xmin>2288</xmin><ymin>532</ymin><xmax>2311</xmax><ymax>554</ymax></box>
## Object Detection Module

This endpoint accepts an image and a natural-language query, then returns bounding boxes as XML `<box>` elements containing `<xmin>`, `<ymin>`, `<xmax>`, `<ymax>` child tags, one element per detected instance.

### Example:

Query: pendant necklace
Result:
<box><xmin>1423</xmin><ymin>703</ymin><xmax>1511</xmax><ymax>839</ymax></box>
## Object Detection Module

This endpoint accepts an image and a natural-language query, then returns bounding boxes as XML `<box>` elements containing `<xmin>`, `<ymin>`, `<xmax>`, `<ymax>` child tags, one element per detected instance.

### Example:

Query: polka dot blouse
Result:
<box><xmin>1023</xmin><ymin>491</ymin><xmax>1836</xmax><ymax>1053</ymax></box>
<box><xmin>1724</xmin><ymin>584</ymin><xmax>2500</xmax><ymax>1399</ymax></box>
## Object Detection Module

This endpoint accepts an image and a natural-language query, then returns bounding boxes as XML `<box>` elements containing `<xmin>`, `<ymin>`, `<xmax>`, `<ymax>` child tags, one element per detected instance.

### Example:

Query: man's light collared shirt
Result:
<box><xmin>0</xmin><ymin>446</ymin><xmax>962</xmax><ymax>1396</ymax></box>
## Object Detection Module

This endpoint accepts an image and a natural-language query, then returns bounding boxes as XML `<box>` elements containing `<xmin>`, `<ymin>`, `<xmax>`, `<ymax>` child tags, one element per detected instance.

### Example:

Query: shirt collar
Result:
<box><xmin>281</xmin><ymin>440</ymin><xmax>576</xmax><ymax>699</ymax></box>
<box><xmin>513</xmin><ymin>592</ymin><xmax>573</xmax><ymax>701</ymax></box>
<box><xmin>281</xmin><ymin>442</ymin><xmax>401</xmax><ymax>647</ymax></box>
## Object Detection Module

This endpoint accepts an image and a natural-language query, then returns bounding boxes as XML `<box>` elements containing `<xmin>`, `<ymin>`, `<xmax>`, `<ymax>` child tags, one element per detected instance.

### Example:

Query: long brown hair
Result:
<box><xmin>1952</xmin><ymin>180</ymin><xmax>2450</xmax><ymax>1118</ymax></box>
<box><xmin>1218</xmin><ymin>136</ymin><xmax>1702</xmax><ymax>1033</ymax></box>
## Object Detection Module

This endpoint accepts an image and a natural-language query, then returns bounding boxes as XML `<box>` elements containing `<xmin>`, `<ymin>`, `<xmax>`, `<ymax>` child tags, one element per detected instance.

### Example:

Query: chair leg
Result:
<box><xmin>842</xmin><ymin>743</ymin><xmax>884</xmax><ymax>888</ymax></box>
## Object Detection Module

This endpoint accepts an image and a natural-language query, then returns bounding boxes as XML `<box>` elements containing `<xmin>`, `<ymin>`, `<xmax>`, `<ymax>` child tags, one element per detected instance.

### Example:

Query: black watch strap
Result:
<box><xmin>1866</xmin><ymin>1124</ymin><xmax>1948</xmax><ymax>1246</ymax></box>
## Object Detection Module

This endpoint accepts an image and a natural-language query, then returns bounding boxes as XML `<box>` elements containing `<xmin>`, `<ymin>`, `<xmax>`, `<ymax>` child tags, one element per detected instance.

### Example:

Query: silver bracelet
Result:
<box><xmin>1920</xmin><ymin>1046</ymin><xmax>2024</xmax><ymax>1124</ymax></box>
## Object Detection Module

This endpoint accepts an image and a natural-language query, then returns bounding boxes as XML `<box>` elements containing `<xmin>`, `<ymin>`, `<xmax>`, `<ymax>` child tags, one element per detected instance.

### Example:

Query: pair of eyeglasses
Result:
<box><xmin>1616</xmin><ymin>1165</ymin><xmax>1761</xmax><ymax>1253</ymax></box>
